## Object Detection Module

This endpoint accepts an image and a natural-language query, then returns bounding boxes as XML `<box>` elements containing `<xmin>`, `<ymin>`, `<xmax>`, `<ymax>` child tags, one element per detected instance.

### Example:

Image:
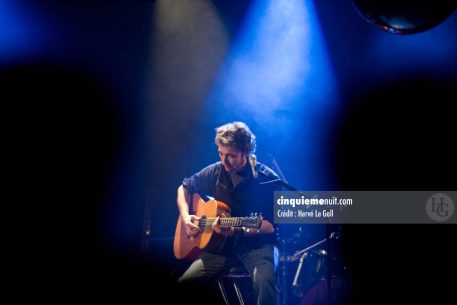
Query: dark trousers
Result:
<box><xmin>178</xmin><ymin>243</ymin><xmax>278</xmax><ymax>305</ymax></box>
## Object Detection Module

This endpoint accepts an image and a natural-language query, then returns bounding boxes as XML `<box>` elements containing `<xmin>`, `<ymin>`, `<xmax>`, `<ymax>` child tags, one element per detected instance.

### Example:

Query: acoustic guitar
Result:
<box><xmin>173</xmin><ymin>193</ymin><xmax>262</xmax><ymax>261</ymax></box>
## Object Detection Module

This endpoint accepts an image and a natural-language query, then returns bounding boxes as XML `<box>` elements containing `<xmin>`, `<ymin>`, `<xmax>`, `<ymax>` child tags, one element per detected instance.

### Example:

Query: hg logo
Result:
<box><xmin>426</xmin><ymin>193</ymin><xmax>454</xmax><ymax>222</ymax></box>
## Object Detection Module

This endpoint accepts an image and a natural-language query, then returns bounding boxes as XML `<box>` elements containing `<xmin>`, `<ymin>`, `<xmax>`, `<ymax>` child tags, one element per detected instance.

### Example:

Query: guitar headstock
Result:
<box><xmin>243</xmin><ymin>212</ymin><xmax>263</xmax><ymax>228</ymax></box>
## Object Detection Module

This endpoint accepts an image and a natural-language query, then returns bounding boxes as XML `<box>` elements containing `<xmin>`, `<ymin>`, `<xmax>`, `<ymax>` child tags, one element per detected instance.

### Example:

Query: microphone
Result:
<box><xmin>249</xmin><ymin>154</ymin><xmax>258</xmax><ymax>179</ymax></box>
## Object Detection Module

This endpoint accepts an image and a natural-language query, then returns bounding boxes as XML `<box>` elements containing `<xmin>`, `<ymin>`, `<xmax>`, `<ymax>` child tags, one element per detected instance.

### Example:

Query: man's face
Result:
<box><xmin>218</xmin><ymin>144</ymin><xmax>248</xmax><ymax>173</ymax></box>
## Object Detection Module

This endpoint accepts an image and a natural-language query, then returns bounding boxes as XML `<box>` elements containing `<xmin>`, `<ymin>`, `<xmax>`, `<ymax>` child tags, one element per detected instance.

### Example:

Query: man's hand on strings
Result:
<box><xmin>182</xmin><ymin>214</ymin><xmax>200</xmax><ymax>238</ymax></box>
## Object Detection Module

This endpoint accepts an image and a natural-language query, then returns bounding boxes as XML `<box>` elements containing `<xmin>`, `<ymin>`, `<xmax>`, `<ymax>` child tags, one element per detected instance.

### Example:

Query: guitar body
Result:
<box><xmin>173</xmin><ymin>193</ymin><xmax>228</xmax><ymax>261</ymax></box>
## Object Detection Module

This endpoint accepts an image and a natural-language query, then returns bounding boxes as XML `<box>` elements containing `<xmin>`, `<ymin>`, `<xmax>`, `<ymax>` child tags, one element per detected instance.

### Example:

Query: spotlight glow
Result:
<box><xmin>0</xmin><ymin>1</ymin><xmax>49</xmax><ymax>62</ymax></box>
<box><xmin>206</xmin><ymin>0</ymin><xmax>339</xmax><ymax>188</ymax></box>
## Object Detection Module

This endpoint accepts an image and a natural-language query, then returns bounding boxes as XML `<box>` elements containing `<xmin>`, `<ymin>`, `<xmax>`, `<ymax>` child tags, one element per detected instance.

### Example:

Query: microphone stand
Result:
<box><xmin>265</xmin><ymin>154</ymin><xmax>300</xmax><ymax>305</ymax></box>
<box><xmin>259</xmin><ymin>178</ymin><xmax>298</xmax><ymax>191</ymax></box>
<box><xmin>260</xmin><ymin>177</ymin><xmax>300</xmax><ymax>305</ymax></box>
<box><xmin>264</xmin><ymin>154</ymin><xmax>337</xmax><ymax>305</ymax></box>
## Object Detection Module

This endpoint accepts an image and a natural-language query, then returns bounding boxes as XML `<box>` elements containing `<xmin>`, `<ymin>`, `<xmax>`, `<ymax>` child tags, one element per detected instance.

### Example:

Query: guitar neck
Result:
<box><xmin>203</xmin><ymin>217</ymin><xmax>259</xmax><ymax>229</ymax></box>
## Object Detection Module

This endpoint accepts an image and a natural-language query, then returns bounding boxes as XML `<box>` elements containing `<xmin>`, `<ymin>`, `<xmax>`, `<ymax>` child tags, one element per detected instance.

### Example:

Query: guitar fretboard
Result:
<box><xmin>200</xmin><ymin>217</ymin><xmax>259</xmax><ymax>229</ymax></box>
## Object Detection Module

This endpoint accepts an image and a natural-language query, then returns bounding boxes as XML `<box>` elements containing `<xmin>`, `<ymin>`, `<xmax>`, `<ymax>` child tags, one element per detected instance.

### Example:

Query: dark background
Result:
<box><xmin>2</xmin><ymin>0</ymin><xmax>455</xmax><ymax>303</ymax></box>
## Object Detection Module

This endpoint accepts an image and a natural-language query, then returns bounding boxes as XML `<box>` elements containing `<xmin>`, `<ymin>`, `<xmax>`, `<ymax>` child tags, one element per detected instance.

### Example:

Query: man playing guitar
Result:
<box><xmin>176</xmin><ymin>121</ymin><xmax>281</xmax><ymax>305</ymax></box>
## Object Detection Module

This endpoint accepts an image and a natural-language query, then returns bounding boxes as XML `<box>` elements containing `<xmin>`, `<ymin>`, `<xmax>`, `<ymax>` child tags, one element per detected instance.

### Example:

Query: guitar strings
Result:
<box><xmin>199</xmin><ymin>217</ymin><xmax>257</xmax><ymax>228</ymax></box>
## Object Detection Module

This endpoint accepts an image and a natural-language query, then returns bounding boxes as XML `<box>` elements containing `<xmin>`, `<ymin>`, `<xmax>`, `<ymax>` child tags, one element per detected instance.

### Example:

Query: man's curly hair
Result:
<box><xmin>214</xmin><ymin>122</ymin><xmax>256</xmax><ymax>154</ymax></box>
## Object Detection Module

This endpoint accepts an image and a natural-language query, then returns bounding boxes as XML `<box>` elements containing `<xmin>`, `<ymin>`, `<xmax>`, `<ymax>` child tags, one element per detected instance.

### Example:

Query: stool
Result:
<box><xmin>218</xmin><ymin>265</ymin><xmax>252</xmax><ymax>305</ymax></box>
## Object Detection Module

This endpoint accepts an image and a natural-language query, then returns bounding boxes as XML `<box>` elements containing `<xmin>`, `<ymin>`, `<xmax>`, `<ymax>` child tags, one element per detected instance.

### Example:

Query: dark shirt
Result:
<box><xmin>182</xmin><ymin>161</ymin><xmax>282</xmax><ymax>252</ymax></box>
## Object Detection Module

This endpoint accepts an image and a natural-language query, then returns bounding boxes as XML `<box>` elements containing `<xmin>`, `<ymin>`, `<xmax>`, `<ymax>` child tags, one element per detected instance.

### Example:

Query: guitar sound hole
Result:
<box><xmin>199</xmin><ymin>215</ymin><xmax>207</xmax><ymax>232</ymax></box>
